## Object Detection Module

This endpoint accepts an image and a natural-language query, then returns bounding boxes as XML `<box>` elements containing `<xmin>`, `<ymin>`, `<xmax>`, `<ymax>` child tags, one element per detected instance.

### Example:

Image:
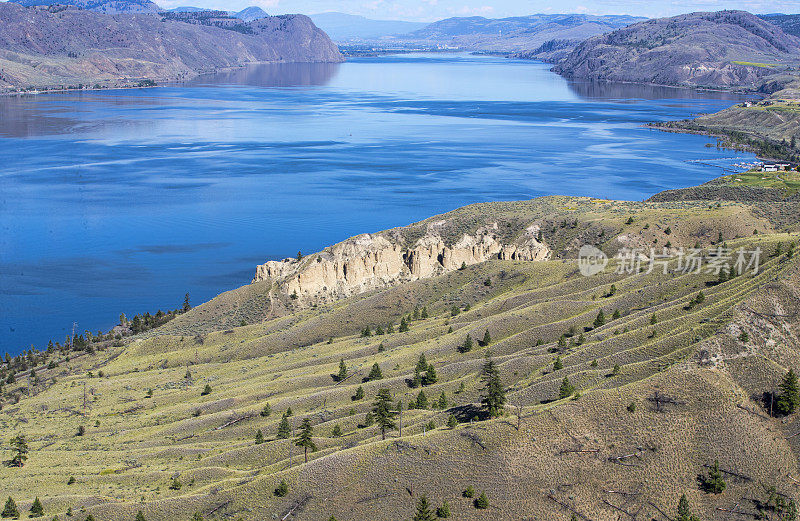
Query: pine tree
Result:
<box><xmin>274</xmin><ymin>480</ymin><xmax>288</xmax><ymax>497</ymax></box>
<box><xmin>421</xmin><ymin>307</ymin><xmax>429</xmax><ymax>319</ymax></box>
<box><xmin>353</xmin><ymin>386</ymin><xmax>365</xmax><ymax>401</ymax></box>
<box><xmin>463</xmin><ymin>486</ymin><xmax>475</xmax><ymax>498</ymax></box>
<box><xmin>474</xmin><ymin>492</ymin><xmax>489</xmax><ymax>509</ymax></box>
<box><xmin>1</xmin><ymin>497</ymin><xmax>19</xmax><ymax>519</ymax></box>
<box><xmin>201</xmin><ymin>384</ymin><xmax>212</xmax><ymax>396</ymax></box>
<box><xmin>295</xmin><ymin>418</ymin><xmax>316</xmax><ymax>463</ymax></box>
<box><xmin>367</xmin><ymin>363</ymin><xmax>383</xmax><ymax>381</ymax></box>
<box><xmin>553</xmin><ymin>356</ymin><xmax>563</xmax><ymax>371</ymax></box>
<box><xmin>135</xmin><ymin>511</ymin><xmax>146</xmax><ymax>521</ymax></box>
<box><xmin>183</xmin><ymin>293</ymin><xmax>191</xmax><ymax>312</ymax></box>
<box><xmin>372</xmin><ymin>388</ymin><xmax>397</xmax><ymax>440</ymax></box>
<box><xmin>701</xmin><ymin>459</ymin><xmax>726</xmax><ymax>494</ymax></box>
<box><xmin>424</xmin><ymin>364</ymin><xmax>438</xmax><ymax>385</ymax></box>
<box><xmin>594</xmin><ymin>310</ymin><xmax>606</xmax><ymax>328</ymax></box>
<box><xmin>336</xmin><ymin>359</ymin><xmax>347</xmax><ymax>381</ymax></box>
<box><xmin>415</xmin><ymin>354</ymin><xmax>428</xmax><ymax>374</ymax></box>
<box><xmin>479</xmin><ymin>351</ymin><xmax>505</xmax><ymax>418</ymax></box>
<box><xmin>331</xmin><ymin>424</ymin><xmax>342</xmax><ymax>438</ymax></box>
<box><xmin>436</xmin><ymin>391</ymin><xmax>448</xmax><ymax>409</ymax></box>
<box><xmin>285</xmin><ymin>407</ymin><xmax>293</xmax><ymax>416</ymax></box>
<box><xmin>9</xmin><ymin>434</ymin><xmax>28</xmax><ymax>467</ymax></box>
<box><xmin>191</xmin><ymin>513</ymin><xmax>203</xmax><ymax>521</ymax></box>
<box><xmin>277</xmin><ymin>415</ymin><xmax>292</xmax><ymax>439</ymax></box>
<box><xmin>413</xmin><ymin>496</ymin><xmax>435</xmax><ymax>521</ymax></box>
<box><xmin>357</xmin><ymin>410</ymin><xmax>372</xmax><ymax>426</ymax></box>
<box><xmin>558</xmin><ymin>377</ymin><xmax>574</xmax><ymax>399</ymax></box>
<box><xmin>557</xmin><ymin>335</ymin><xmax>567</xmax><ymax>352</ymax></box>
<box><xmin>676</xmin><ymin>494</ymin><xmax>699</xmax><ymax>521</ymax></box>
<box><xmin>399</xmin><ymin>317</ymin><xmax>409</xmax><ymax>332</ymax></box>
<box><xmin>482</xmin><ymin>330</ymin><xmax>491</xmax><ymax>346</ymax></box>
<box><xmin>436</xmin><ymin>500</ymin><xmax>451</xmax><ymax>518</ymax></box>
<box><xmin>169</xmin><ymin>477</ymin><xmax>182</xmax><ymax>490</ymax></box>
<box><xmin>447</xmin><ymin>414</ymin><xmax>458</xmax><ymax>429</ymax></box>
<box><xmin>777</xmin><ymin>369</ymin><xmax>800</xmax><ymax>415</ymax></box>
<box><xmin>260</xmin><ymin>403</ymin><xmax>271</xmax><ymax>417</ymax></box>
<box><xmin>255</xmin><ymin>429</ymin><xmax>265</xmax><ymax>444</ymax></box>
<box><xmin>416</xmin><ymin>390</ymin><xmax>429</xmax><ymax>409</ymax></box>
<box><xmin>459</xmin><ymin>335</ymin><xmax>473</xmax><ymax>353</ymax></box>
<box><xmin>29</xmin><ymin>497</ymin><xmax>43</xmax><ymax>518</ymax></box>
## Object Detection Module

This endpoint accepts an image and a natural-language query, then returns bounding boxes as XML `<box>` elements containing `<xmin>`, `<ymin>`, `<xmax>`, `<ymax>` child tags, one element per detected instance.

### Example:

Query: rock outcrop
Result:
<box><xmin>253</xmin><ymin>223</ymin><xmax>549</xmax><ymax>302</ymax></box>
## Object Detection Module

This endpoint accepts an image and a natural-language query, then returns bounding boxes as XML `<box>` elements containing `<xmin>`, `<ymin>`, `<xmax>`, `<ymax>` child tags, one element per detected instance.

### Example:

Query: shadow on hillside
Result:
<box><xmin>448</xmin><ymin>404</ymin><xmax>489</xmax><ymax>422</ymax></box>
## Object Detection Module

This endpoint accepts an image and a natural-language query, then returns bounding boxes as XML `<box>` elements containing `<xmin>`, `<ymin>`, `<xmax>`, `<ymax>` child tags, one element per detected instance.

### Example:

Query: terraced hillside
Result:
<box><xmin>1</xmin><ymin>191</ymin><xmax>800</xmax><ymax>520</ymax></box>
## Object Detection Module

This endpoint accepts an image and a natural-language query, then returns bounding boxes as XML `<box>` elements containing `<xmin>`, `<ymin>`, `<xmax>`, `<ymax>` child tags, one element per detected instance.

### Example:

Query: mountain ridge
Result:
<box><xmin>0</xmin><ymin>2</ymin><xmax>343</xmax><ymax>91</ymax></box>
<box><xmin>553</xmin><ymin>10</ymin><xmax>800</xmax><ymax>89</ymax></box>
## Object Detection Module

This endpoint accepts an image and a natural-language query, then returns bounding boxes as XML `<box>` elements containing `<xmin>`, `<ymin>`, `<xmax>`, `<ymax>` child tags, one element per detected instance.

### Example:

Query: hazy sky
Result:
<box><xmin>155</xmin><ymin>0</ymin><xmax>800</xmax><ymax>21</ymax></box>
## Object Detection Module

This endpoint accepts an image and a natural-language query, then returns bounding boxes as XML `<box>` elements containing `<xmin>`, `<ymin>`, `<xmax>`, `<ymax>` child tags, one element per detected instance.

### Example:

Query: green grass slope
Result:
<box><xmin>1</xmin><ymin>192</ymin><xmax>799</xmax><ymax>520</ymax></box>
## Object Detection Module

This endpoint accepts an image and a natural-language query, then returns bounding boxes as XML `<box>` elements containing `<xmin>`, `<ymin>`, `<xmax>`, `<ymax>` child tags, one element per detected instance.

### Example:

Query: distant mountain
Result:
<box><xmin>554</xmin><ymin>10</ymin><xmax>800</xmax><ymax>90</ymax></box>
<box><xmin>760</xmin><ymin>13</ymin><xmax>800</xmax><ymax>37</ymax></box>
<box><xmin>310</xmin><ymin>12</ymin><xmax>427</xmax><ymax>41</ymax></box>
<box><xmin>8</xmin><ymin>0</ymin><xmax>160</xmax><ymax>13</ymax></box>
<box><xmin>234</xmin><ymin>6</ymin><xmax>268</xmax><ymax>22</ymax></box>
<box><xmin>168</xmin><ymin>6</ymin><xmax>206</xmax><ymax>12</ymax></box>
<box><xmin>393</xmin><ymin>14</ymin><xmax>647</xmax><ymax>53</ymax></box>
<box><xmin>0</xmin><ymin>2</ymin><xmax>343</xmax><ymax>91</ymax></box>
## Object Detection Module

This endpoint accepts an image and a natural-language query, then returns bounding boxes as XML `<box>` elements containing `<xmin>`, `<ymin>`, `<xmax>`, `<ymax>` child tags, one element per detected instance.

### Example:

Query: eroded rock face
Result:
<box><xmin>253</xmin><ymin>225</ymin><xmax>549</xmax><ymax>302</ymax></box>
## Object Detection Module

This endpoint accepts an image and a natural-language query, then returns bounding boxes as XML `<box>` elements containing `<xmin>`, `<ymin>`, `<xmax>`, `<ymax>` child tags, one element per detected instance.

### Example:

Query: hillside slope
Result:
<box><xmin>554</xmin><ymin>10</ymin><xmax>800</xmax><ymax>89</ymax></box>
<box><xmin>8</xmin><ymin>0</ymin><xmax>161</xmax><ymax>14</ymax></box>
<box><xmin>309</xmin><ymin>12</ymin><xmax>427</xmax><ymax>41</ymax></box>
<box><xmin>381</xmin><ymin>14</ymin><xmax>645</xmax><ymax>53</ymax></box>
<box><xmin>761</xmin><ymin>13</ymin><xmax>800</xmax><ymax>37</ymax></box>
<box><xmin>2</xmin><ymin>183</ymin><xmax>800</xmax><ymax>520</ymax></box>
<box><xmin>0</xmin><ymin>2</ymin><xmax>343</xmax><ymax>91</ymax></box>
<box><xmin>653</xmin><ymin>76</ymin><xmax>800</xmax><ymax>162</ymax></box>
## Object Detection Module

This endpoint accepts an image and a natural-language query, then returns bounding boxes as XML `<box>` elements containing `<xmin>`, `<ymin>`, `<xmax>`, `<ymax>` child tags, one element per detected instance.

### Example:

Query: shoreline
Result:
<box><xmin>0</xmin><ymin>58</ymin><xmax>345</xmax><ymax>98</ymax></box>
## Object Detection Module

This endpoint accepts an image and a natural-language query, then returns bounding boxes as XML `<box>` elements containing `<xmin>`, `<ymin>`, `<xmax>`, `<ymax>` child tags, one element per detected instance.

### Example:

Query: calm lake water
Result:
<box><xmin>0</xmin><ymin>53</ymin><xmax>754</xmax><ymax>353</ymax></box>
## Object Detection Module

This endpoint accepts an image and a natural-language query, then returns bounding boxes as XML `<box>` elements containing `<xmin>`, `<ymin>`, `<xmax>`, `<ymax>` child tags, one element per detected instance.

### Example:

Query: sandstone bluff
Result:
<box><xmin>253</xmin><ymin>223</ymin><xmax>550</xmax><ymax>301</ymax></box>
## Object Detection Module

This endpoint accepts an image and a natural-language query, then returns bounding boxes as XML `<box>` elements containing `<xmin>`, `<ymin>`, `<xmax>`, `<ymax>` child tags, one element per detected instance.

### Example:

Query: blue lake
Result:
<box><xmin>0</xmin><ymin>53</ymin><xmax>755</xmax><ymax>353</ymax></box>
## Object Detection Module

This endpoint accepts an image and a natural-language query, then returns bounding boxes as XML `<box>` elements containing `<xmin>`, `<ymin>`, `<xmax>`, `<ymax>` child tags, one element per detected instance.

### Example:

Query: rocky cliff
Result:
<box><xmin>253</xmin><ymin>222</ymin><xmax>549</xmax><ymax>302</ymax></box>
<box><xmin>0</xmin><ymin>2</ymin><xmax>343</xmax><ymax>90</ymax></box>
<box><xmin>554</xmin><ymin>10</ymin><xmax>800</xmax><ymax>90</ymax></box>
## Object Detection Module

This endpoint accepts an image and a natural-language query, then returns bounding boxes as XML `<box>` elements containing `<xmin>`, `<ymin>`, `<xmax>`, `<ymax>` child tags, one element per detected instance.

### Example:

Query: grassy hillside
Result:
<box><xmin>2</xmin><ymin>189</ymin><xmax>800</xmax><ymax>520</ymax></box>
<box><xmin>653</xmin><ymin>77</ymin><xmax>800</xmax><ymax>162</ymax></box>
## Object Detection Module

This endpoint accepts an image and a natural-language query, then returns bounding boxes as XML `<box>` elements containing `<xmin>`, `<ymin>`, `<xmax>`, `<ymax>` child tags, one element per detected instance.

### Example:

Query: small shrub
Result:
<box><xmin>274</xmin><ymin>480</ymin><xmax>289</xmax><ymax>497</ymax></box>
